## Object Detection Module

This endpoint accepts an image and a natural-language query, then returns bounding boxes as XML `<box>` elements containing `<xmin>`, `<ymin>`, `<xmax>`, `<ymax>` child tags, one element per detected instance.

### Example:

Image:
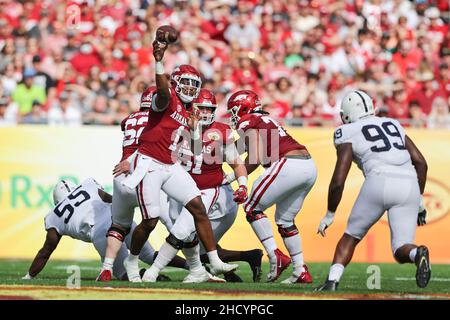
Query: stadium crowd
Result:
<box><xmin>0</xmin><ymin>0</ymin><xmax>449</xmax><ymax>128</ymax></box>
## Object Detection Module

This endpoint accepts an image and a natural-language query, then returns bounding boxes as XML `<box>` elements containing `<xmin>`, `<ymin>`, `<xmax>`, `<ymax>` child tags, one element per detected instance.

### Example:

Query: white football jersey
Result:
<box><xmin>44</xmin><ymin>178</ymin><xmax>111</xmax><ymax>242</ymax></box>
<box><xmin>334</xmin><ymin>116</ymin><xmax>416</xmax><ymax>177</ymax></box>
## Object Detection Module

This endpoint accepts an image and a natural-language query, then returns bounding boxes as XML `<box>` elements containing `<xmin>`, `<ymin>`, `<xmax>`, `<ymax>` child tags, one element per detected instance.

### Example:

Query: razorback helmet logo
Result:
<box><xmin>227</xmin><ymin>90</ymin><xmax>262</xmax><ymax>128</ymax></box>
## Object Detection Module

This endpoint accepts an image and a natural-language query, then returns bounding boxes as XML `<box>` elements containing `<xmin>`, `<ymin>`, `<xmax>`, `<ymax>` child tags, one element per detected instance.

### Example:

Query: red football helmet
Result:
<box><xmin>170</xmin><ymin>65</ymin><xmax>202</xmax><ymax>103</ymax></box>
<box><xmin>192</xmin><ymin>88</ymin><xmax>217</xmax><ymax>126</ymax></box>
<box><xmin>140</xmin><ymin>85</ymin><xmax>156</xmax><ymax>110</ymax></box>
<box><xmin>227</xmin><ymin>90</ymin><xmax>262</xmax><ymax>127</ymax></box>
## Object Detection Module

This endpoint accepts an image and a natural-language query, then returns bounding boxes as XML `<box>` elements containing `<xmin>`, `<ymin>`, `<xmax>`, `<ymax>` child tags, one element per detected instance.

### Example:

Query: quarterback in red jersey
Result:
<box><xmin>144</xmin><ymin>89</ymin><xmax>263</xmax><ymax>283</ymax></box>
<box><xmin>97</xmin><ymin>86</ymin><xmax>185</xmax><ymax>282</ymax></box>
<box><xmin>122</xmin><ymin>39</ymin><xmax>237</xmax><ymax>283</ymax></box>
<box><xmin>226</xmin><ymin>90</ymin><xmax>317</xmax><ymax>284</ymax></box>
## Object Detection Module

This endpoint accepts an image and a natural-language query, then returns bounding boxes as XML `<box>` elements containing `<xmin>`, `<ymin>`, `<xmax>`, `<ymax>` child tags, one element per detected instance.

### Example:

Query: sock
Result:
<box><xmin>250</xmin><ymin>218</ymin><xmax>277</xmax><ymax>261</ymax></box>
<box><xmin>102</xmin><ymin>257</ymin><xmax>114</xmax><ymax>271</ymax></box>
<box><xmin>127</xmin><ymin>254</ymin><xmax>139</xmax><ymax>263</ymax></box>
<box><xmin>409</xmin><ymin>248</ymin><xmax>418</xmax><ymax>263</ymax></box>
<box><xmin>283</xmin><ymin>234</ymin><xmax>304</xmax><ymax>273</ymax></box>
<box><xmin>328</xmin><ymin>263</ymin><xmax>345</xmax><ymax>282</ymax></box>
<box><xmin>138</xmin><ymin>242</ymin><xmax>156</xmax><ymax>265</ymax></box>
<box><xmin>207</xmin><ymin>250</ymin><xmax>222</xmax><ymax>267</ymax></box>
<box><xmin>152</xmin><ymin>241</ymin><xmax>178</xmax><ymax>272</ymax></box>
<box><xmin>182</xmin><ymin>244</ymin><xmax>203</xmax><ymax>273</ymax></box>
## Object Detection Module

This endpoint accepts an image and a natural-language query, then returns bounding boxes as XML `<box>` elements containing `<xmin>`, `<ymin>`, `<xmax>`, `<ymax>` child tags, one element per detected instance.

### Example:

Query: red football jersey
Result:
<box><xmin>237</xmin><ymin>113</ymin><xmax>307</xmax><ymax>167</ymax></box>
<box><xmin>179</xmin><ymin>122</ymin><xmax>234</xmax><ymax>190</ymax></box>
<box><xmin>120</xmin><ymin>110</ymin><xmax>150</xmax><ymax>162</ymax></box>
<box><xmin>138</xmin><ymin>88</ymin><xmax>191</xmax><ymax>164</ymax></box>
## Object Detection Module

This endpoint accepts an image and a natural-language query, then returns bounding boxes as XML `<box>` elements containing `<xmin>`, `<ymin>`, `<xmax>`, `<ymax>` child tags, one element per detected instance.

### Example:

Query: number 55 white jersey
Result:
<box><xmin>334</xmin><ymin>117</ymin><xmax>417</xmax><ymax>178</ymax></box>
<box><xmin>44</xmin><ymin>178</ymin><xmax>110</xmax><ymax>242</ymax></box>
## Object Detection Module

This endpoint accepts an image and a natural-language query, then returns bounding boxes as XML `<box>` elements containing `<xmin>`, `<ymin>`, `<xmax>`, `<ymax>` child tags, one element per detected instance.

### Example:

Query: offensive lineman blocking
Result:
<box><xmin>226</xmin><ymin>90</ymin><xmax>316</xmax><ymax>284</ymax></box>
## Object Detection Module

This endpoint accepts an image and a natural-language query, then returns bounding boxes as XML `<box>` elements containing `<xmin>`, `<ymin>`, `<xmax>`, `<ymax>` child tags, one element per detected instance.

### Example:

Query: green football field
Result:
<box><xmin>0</xmin><ymin>259</ymin><xmax>449</xmax><ymax>299</ymax></box>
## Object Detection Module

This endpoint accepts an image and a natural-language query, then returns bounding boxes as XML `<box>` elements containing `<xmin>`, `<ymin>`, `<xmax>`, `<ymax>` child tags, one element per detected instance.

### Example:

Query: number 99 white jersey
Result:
<box><xmin>334</xmin><ymin>117</ymin><xmax>416</xmax><ymax>177</ymax></box>
<box><xmin>44</xmin><ymin>178</ymin><xmax>110</xmax><ymax>242</ymax></box>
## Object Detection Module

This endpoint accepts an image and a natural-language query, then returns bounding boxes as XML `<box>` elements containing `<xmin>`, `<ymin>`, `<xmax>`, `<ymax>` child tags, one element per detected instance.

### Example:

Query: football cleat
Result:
<box><xmin>157</xmin><ymin>274</ymin><xmax>171</xmax><ymax>282</ymax></box>
<box><xmin>248</xmin><ymin>249</ymin><xmax>263</xmax><ymax>282</ymax></box>
<box><xmin>183</xmin><ymin>270</ymin><xmax>226</xmax><ymax>284</ymax></box>
<box><xmin>315</xmin><ymin>279</ymin><xmax>339</xmax><ymax>291</ymax></box>
<box><xmin>281</xmin><ymin>264</ymin><xmax>313</xmax><ymax>284</ymax></box>
<box><xmin>209</xmin><ymin>262</ymin><xmax>239</xmax><ymax>276</ymax></box>
<box><xmin>141</xmin><ymin>269</ymin><xmax>158</xmax><ymax>283</ymax></box>
<box><xmin>123</xmin><ymin>256</ymin><xmax>142</xmax><ymax>283</ymax></box>
<box><xmin>415</xmin><ymin>245</ymin><xmax>431</xmax><ymax>288</ymax></box>
<box><xmin>96</xmin><ymin>269</ymin><xmax>112</xmax><ymax>282</ymax></box>
<box><xmin>267</xmin><ymin>249</ymin><xmax>291</xmax><ymax>282</ymax></box>
<box><xmin>224</xmin><ymin>272</ymin><xmax>243</xmax><ymax>283</ymax></box>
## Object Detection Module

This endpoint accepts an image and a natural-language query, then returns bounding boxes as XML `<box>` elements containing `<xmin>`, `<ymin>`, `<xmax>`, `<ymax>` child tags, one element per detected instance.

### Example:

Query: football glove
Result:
<box><xmin>417</xmin><ymin>196</ymin><xmax>427</xmax><ymax>226</ymax></box>
<box><xmin>233</xmin><ymin>185</ymin><xmax>248</xmax><ymax>204</ymax></box>
<box><xmin>318</xmin><ymin>211</ymin><xmax>335</xmax><ymax>237</ymax></box>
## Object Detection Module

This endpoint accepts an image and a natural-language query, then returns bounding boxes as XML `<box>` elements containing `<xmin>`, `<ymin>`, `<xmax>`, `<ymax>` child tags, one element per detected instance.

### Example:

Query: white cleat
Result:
<box><xmin>142</xmin><ymin>269</ymin><xmax>158</xmax><ymax>283</ymax></box>
<box><xmin>123</xmin><ymin>256</ymin><xmax>142</xmax><ymax>283</ymax></box>
<box><xmin>209</xmin><ymin>262</ymin><xmax>239</xmax><ymax>276</ymax></box>
<box><xmin>183</xmin><ymin>271</ymin><xmax>226</xmax><ymax>284</ymax></box>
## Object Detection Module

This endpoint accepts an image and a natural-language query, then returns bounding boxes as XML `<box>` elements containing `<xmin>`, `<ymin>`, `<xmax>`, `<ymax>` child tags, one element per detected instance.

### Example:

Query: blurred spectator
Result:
<box><xmin>21</xmin><ymin>100</ymin><xmax>48</xmax><ymax>125</ymax></box>
<box><xmin>224</xmin><ymin>11</ymin><xmax>260</xmax><ymax>52</ymax></box>
<box><xmin>11</xmin><ymin>69</ymin><xmax>46</xmax><ymax>115</ymax></box>
<box><xmin>0</xmin><ymin>0</ymin><xmax>448</xmax><ymax>128</ymax></box>
<box><xmin>0</xmin><ymin>96</ymin><xmax>16</xmax><ymax>126</ymax></box>
<box><xmin>427</xmin><ymin>96</ymin><xmax>450</xmax><ymax>129</ymax></box>
<box><xmin>409</xmin><ymin>100</ymin><xmax>427</xmax><ymax>128</ymax></box>
<box><xmin>47</xmin><ymin>91</ymin><xmax>81</xmax><ymax>126</ymax></box>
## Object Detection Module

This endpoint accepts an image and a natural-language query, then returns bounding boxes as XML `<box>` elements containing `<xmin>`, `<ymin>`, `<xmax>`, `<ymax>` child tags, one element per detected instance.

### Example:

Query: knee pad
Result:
<box><xmin>183</xmin><ymin>235</ymin><xmax>199</xmax><ymax>248</ymax></box>
<box><xmin>277</xmin><ymin>224</ymin><xmax>299</xmax><ymax>238</ymax></box>
<box><xmin>246</xmin><ymin>210</ymin><xmax>267</xmax><ymax>223</ymax></box>
<box><xmin>107</xmin><ymin>225</ymin><xmax>130</xmax><ymax>242</ymax></box>
<box><xmin>166</xmin><ymin>233</ymin><xmax>184</xmax><ymax>250</ymax></box>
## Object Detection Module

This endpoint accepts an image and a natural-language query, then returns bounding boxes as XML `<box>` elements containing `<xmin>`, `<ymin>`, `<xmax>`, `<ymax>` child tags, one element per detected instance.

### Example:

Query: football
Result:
<box><xmin>156</xmin><ymin>25</ymin><xmax>179</xmax><ymax>44</ymax></box>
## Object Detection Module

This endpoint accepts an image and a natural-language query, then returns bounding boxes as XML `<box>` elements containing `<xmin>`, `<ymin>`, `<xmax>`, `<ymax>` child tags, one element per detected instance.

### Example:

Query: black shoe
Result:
<box><xmin>224</xmin><ymin>272</ymin><xmax>243</xmax><ymax>283</ymax></box>
<box><xmin>156</xmin><ymin>274</ymin><xmax>171</xmax><ymax>282</ymax></box>
<box><xmin>315</xmin><ymin>279</ymin><xmax>339</xmax><ymax>291</ymax></box>
<box><xmin>247</xmin><ymin>249</ymin><xmax>263</xmax><ymax>282</ymax></box>
<box><xmin>415</xmin><ymin>245</ymin><xmax>431</xmax><ymax>288</ymax></box>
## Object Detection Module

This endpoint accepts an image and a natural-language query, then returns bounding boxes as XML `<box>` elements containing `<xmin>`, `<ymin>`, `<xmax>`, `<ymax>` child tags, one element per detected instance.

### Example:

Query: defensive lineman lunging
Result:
<box><xmin>316</xmin><ymin>90</ymin><xmax>430</xmax><ymax>291</ymax></box>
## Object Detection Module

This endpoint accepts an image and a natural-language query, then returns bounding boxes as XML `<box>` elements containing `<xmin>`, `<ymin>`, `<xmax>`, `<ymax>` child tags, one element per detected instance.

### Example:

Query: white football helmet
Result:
<box><xmin>340</xmin><ymin>90</ymin><xmax>375</xmax><ymax>124</ymax></box>
<box><xmin>53</xmin><ymin>180</ymin><xmax>76</xmax><ymax>205</ymax></box>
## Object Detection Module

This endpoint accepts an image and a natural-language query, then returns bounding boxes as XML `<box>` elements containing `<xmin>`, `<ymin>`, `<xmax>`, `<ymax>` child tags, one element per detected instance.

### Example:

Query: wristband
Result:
<box><xmin>326</xmin><ymin>210</ymin><xmax>335</xmax><ymax>218</ymax></box>
<box><xmin>237</xmin><ymin>176</ymin><xmax>248</xmax><ymax>187</ymax></box>
<box><xmin>155</xmin><ymin>61</ymin><xmax>165</xmax><ymax>75</ymax></box>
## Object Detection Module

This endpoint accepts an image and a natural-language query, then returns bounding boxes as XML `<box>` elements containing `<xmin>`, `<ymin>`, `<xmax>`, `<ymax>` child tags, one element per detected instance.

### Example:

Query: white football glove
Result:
<box><xmin>318</xmin><ymin>210</ymin><xmax>335</xmax><ymax>237</ymax></box>
<box><xmin>22</xmin><ymin>273</ymin><xmax>34</xmax><ymax>280</ymax></box>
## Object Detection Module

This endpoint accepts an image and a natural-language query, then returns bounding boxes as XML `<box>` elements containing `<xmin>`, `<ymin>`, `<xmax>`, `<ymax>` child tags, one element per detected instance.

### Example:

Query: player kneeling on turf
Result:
<box><xmin>316</xmin><ymin>90</ymin><xmax>430</xmax><ymax>291</ymax></box>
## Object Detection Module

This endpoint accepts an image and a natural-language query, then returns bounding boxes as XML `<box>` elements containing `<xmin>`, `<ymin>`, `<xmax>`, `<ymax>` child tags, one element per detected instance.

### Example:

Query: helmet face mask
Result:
<box><xmin>192</xmin><ymin>88</ymin><xmax>217</xmax><ymax>126</ymax></box>
<box><xmin>171</xmin><ymin>65</ymin><xmax>202</xmax><ymax>104</ymax></box>
<box><xmin>53</xmin><ymin>180</ymin><xmax>76</xmax><ymax>205</ymax></box>
<box><xmin>229</xmin><ymin>106</ymin><xmax>241</xmax><ymax>128</ymax></box>
<box><xmin>194</xmin><ymin>104</ymin><xmax>216</xmax><ymax>126</ymax></box>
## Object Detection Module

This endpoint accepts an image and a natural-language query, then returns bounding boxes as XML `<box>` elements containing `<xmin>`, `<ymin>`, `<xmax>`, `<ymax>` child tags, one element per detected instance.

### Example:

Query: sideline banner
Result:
<box><xmin>0</xmin><ymin>126</ymin><xmax>449</xmax><ymax>263</ymax></box>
